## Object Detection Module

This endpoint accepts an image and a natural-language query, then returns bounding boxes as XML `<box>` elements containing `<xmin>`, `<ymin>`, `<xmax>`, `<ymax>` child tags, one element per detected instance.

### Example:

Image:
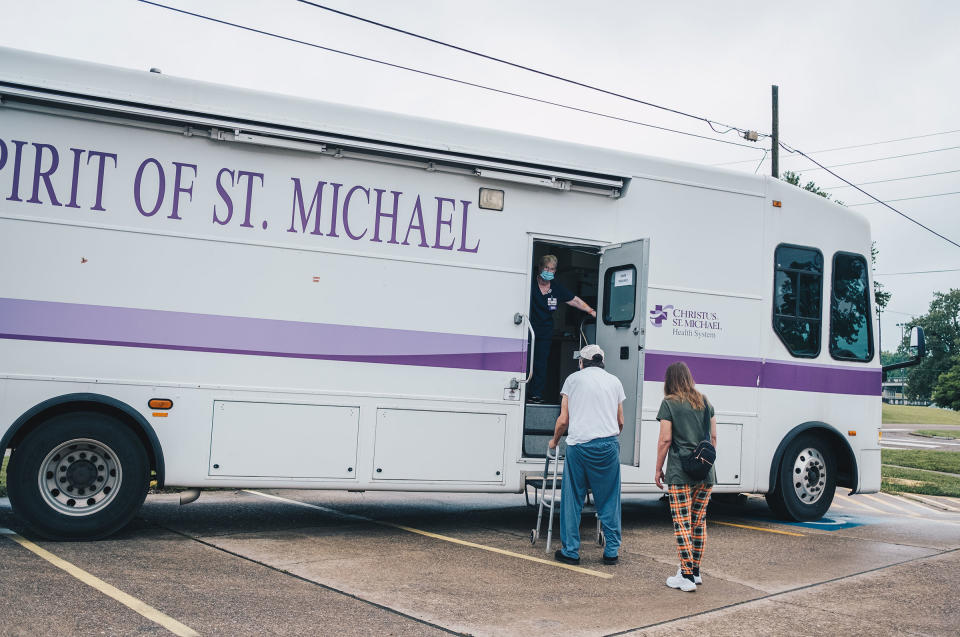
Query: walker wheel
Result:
<box><xmin>530</xmin><ymin>529</ymin><xmax>538</xmax><ymax>545</ymax></box>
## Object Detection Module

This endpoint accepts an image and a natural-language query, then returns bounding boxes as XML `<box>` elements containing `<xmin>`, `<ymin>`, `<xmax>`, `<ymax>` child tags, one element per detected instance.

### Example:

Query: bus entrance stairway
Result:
<box><xmin>528</xmin><ymin>445</ymin><xmax>604</xmax><ymax>552</ymax></box>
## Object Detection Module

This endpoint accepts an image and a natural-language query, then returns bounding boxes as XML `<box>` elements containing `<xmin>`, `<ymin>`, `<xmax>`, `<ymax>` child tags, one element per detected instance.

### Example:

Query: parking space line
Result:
<box><xmin>712</xmin><ymin>521</ymin><xmax>804</xmax><ymax>536</ymax></box>
<box><xmin>860</xmin><ymin>493</ymin><xmax>919</xmax><ymax>516</ymax></box>
<box><xmin>837</xmin><ymin>496</ymin><xmax>892</xmax><ymax>516</ymax></box>
<box><xmin>243</xmin><ymin>490</ymin><xmax>613</xmax><ymax>579</ymax></box>
<box><xmin>0</xmin><ymin>528</ymin><xmax>199</xmax><ymax>637</ymax></box>
<box><xmin>860</xmin><ymin>493</ymin><xmax>912</xmax><ymax>515</ymax></box>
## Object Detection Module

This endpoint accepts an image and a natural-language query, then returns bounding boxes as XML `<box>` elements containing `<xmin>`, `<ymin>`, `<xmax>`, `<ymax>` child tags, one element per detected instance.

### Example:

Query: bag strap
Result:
<box><xmin>700</xmin><ymin>396</ymin><xmax>712</xmax><ymax>443</ymax></box>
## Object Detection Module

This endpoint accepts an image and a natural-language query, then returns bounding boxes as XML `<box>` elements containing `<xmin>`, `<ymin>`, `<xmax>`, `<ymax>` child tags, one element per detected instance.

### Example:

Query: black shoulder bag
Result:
<box><xmin>679</xmin><ymin>398</ymin><xmax>716</xmax><ymax>481</ymax></box>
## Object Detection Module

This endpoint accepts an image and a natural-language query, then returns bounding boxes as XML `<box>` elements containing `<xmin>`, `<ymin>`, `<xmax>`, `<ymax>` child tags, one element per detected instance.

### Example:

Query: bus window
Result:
<box><xmin>773</xmin><ymin>244</ymin><xmax>823</xmax><ymax>357</ymax></box>
<box><xmin>829</xmin><ymin>252</ymin><xmax>873</xmax><ymax>362</ymax></box>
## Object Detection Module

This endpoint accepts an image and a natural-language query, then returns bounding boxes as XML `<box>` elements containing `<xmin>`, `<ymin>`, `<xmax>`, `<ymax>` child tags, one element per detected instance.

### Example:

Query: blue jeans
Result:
<box><xmin>559</xmin><ymin>435</ymin><xmax>622</xmax><ymax>559</ymax></box>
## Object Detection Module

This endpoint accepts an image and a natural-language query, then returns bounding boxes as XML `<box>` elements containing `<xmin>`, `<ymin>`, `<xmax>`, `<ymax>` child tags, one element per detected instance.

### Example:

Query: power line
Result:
<box><xmin>778</xmin><ymin>141</ymin><xmax>960</xmax><ymax>249</ymax></box>
<box><xmin>824</xmin><ymin>169</ymin><xmax>960</xmax><ymax>189</ymax></box>
<box><xmin>296</xmin><ymin>0</ymin><xmax>762</xmax><ymax>140</ymax></box>
<box><xmin>881</xmin><ymin>309</ymin><xmax>920</xmax><ymax>315</ymax></box>
<box><xmin>715</xmin><ymin>128</ymin><xmax>960</xmax><ymax>166</ymax></box>
<box><xmin>796</xmin><ymin>145</ymin><xmax>960</xmax><ymax>172</ymax></box>
<box><xmin>137</xmin><ymin>1</ymin><xmax>762</xmax><ymax>150</ymax></box>
<box><xmin>875</xmin><ymin>267</ymin><xmax>960</xmax><ymax>276</ymax></box>
<box><xmin>754</xmin><ymin>149</ymin><xmax>769</xmax><ymax>174</ymax></box>
<box><xmin>849</xmin><ymin>190</ymin><xmax>960</xmax><ymax>206</ymax></box>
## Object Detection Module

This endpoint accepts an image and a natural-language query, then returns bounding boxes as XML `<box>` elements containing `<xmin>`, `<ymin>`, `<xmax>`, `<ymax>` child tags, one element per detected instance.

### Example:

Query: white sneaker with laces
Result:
<box><xmin>666</xmin><ymin>570</ymin><xmax>697</xmax><ymax>592</ymax></box>
<box><xmin>676</xmin><ymin>566</ymin><xmax>703</xmax><ymax>585</ymax></box>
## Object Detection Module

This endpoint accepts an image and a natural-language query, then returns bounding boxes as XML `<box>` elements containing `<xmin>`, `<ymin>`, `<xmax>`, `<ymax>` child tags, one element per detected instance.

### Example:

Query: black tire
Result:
<box><xmin>766</xmin><ymin>433</ymin><xmax>836</xmax><ymax>522</ymax></box>
<box><xmin>8</xmin><ymin>411</ymin><xmax>149</xmax><ymax>540</ymax></box>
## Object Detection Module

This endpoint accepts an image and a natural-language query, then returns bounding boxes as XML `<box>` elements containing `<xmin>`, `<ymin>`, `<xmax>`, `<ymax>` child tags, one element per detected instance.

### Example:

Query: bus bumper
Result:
<box><xmin>854</xmin><ymin>448</ymin><xmax>881</xmax><ymax>494</ymax></box>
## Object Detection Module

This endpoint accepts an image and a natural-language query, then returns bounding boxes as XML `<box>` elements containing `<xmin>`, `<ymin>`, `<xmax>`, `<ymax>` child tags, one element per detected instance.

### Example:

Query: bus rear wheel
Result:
<box><xmin>766</xmin><ymin>433</ymin><xmax>836</xmax><ymax>522</ymax></box>
<box><xmin>8</xmin><ymin>411</ymin><xmax>149</xmax><ymax>540</ymax></box>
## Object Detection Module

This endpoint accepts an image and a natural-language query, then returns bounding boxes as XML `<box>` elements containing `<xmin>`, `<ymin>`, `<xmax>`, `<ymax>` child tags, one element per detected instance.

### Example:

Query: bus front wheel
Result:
<box><xmin>7</xmin><ymin>411</ymin><xmax>150</xmax><ymax>540</ymax></box>
<box><xmin>766</xmin><ymin>433</ymin><xmax>836</xmax><ymax>522</ymax></box>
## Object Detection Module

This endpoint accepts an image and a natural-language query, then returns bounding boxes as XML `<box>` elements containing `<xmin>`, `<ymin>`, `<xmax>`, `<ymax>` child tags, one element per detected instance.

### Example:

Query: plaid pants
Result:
<box><xmin>667</xmin><ymin>484</ymin><xmax>712</xmax><ymax>575</ymax></box>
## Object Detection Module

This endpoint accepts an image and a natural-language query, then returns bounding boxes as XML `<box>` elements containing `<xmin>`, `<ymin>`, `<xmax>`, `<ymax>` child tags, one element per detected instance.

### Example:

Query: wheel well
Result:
<box><xmin>770</xmin><ymin>422</ymin><xmax>856</xmax><ymax>492</ymax></box>
<box><xmin>3</xmin><ymin>394</ymin><xmax>165</xmax><ymax>487</ymax></box>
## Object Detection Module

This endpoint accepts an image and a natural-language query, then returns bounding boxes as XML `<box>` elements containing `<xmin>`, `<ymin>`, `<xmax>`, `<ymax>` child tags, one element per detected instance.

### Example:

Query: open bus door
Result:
<box><xmin>595</xmin><ymin>238</ymin><xmax>650</xmax><ymax>466</ymax></box>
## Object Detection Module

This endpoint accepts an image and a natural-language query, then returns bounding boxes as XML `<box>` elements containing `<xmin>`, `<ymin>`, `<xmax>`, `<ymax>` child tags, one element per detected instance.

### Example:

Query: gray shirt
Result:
<box><xmin>656</xmin><ymin>397</ymin><xmax>716</xmax><ymax>485</ymax></box>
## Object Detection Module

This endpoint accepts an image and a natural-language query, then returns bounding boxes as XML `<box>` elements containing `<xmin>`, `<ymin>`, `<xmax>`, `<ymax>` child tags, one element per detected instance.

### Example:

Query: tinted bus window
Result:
<box><xmin>773</xmin><ymin>245</ymin><xmax>823</xmax><ymax>357</ymax></box>
<box><xmin>830</xmin><ymin>252</ymin><xmax>873</xmax><ymax>361</ymax></box>
<box><xmin>603</xmin><ymin>265</ymin><xmax>637</xmax><ymax>325</ymax></box>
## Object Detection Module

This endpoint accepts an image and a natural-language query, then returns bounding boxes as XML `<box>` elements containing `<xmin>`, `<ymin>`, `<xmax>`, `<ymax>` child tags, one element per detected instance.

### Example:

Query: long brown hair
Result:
<box><xmin>663</xmin><ymin>361</ymin><xmax>705</xmax><ymax>410</ymax></box>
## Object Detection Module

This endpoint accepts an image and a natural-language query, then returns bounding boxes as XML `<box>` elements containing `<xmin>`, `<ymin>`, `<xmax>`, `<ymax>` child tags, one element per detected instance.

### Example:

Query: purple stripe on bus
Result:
<box><xmin>0</xmin><ymin>333</ymin><xmax>523</xmax><ymax>372</ymax></box>
<box><xmin>761</xmin><ymin>360</ymin><xmax>880</xmax><ymax>396</ymax></box>
<box><xmin>0</xmin><ymin>297</ymin><xmax>882</xmax><ymax>392</ymax></box>
<box><xmin>645</xmin><ymin>351</ymin><xmax>761</xmax><ymax>388</ymax></box>
<box><xmin>0</xmin><ymin>297</ymin><xmax>527</xmax><ymax>373</ymax></box>
<box><xmin>644</xmin><ymin>350</ymin><xmax>881</xmax><ymax>396</ymax></box>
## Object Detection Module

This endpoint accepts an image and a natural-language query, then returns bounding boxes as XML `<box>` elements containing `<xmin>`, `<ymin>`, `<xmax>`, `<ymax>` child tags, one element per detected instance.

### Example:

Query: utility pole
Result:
<box><xmin>771</xmin><ymin>85</ymin><xmax>779</xmax><ymax>178</ymax></box>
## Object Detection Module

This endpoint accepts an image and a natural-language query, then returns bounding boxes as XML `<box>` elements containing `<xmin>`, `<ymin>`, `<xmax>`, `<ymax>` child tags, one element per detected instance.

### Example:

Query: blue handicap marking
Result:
<box><xmin>776</xmin><ymin>514</ymin><xmax>866</xmax><ymax>531</ymax></box>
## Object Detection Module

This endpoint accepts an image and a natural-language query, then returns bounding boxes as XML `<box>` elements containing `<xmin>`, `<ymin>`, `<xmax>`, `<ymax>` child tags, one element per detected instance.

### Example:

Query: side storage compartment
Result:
<box><xmin>209</xmin><ymin>401</ymin><xmax>359</xmax><ymax>478</ymax></box>
<box><xmin>715</xmin><ymin>422</ymin><xmax>743</xmax><ymax>484</ymax></box>
<box><xmin>373</xmin><ymin>409</ymin><xmax>505</xmax><ymax>482</ymax></box>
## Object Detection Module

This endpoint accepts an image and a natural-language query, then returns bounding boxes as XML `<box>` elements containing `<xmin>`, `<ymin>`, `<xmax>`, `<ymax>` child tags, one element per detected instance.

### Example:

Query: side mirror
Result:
<box><xmin>909</xmin><ymin>326</ymin><xmax>925</xmax><ymax>359</ymax></box>
<box><xmin>883</xmin><ymin>325</ymin><xmax>926</xmax><ymax>376</ymax></box>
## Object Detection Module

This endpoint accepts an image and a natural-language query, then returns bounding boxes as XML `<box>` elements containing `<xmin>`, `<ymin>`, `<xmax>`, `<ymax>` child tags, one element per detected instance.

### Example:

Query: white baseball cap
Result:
<box><xmin>575</xmin><ymin>344</ymin><xmax>605</xmax><ymax>361</ymax></box>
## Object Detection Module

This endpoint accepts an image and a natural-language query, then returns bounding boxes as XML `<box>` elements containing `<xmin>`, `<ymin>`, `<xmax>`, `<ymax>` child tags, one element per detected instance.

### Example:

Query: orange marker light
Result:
<box><xmin>152</xmin><ymin>412</ymin><xmax>169</xmax><ymax>418</ymax></box>
<box><xmin>148</xmin><ymin>399</ymin><xmax>173</xmax><ymax>410</ymax></box>
<box><xmin>848</xmin><ymin>430</ymin><xmax>857</xmax><ymax>436</ymax></box>
<box><xmin>772</xmin><ymin>200</ymin><xmax>782</xmax><ymax>208</ymax></box>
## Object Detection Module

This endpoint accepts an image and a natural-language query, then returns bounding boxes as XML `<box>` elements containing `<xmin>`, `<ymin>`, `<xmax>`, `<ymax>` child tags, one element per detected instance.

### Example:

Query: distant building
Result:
<box><xmin>882</xmin><ymin>380</ymin><xmax>929</xmax><ymax>406</ymax></box>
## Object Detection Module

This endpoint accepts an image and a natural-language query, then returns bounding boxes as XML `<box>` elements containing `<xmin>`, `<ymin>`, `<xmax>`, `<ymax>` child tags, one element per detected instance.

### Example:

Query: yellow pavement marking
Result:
<box><xmin>861</xmin><ymin>493</ymin><xmax>919</xmax><ymax>516</ymax></box>
<box><xmin>0</xmin><ymin>528</ymin><xmax>199</xmax><ymax>637</ymax></box>
<box><xmin>838</xmin><ymin>496</ymin><xmax>893</xmax><ymax>516</ymax></box>
<box><xmin>381</xmin><ymin>521</ymin><xmax>613</xmax><ymax>578</ymax></box>
<box><xmin>712</xmin><ymin>521</ymin><xmax>804</xmax><ymax>536</ymax></box>
<box><xmin>243</xmin><ymin>490</ymin><xmax>612</xmax><ymax>579</ymax></box>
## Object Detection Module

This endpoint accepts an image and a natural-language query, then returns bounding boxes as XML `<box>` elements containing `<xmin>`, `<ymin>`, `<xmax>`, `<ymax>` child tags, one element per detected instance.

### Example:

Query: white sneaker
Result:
<box><xmin>676</xmin><ymin>566</ymin><xmax>702</xmax><ymax>585</ymax></box>
<box><xmin>666</xmin><ymin>570</ymin><xmax>697</xmax><ymax>592</ymax></box>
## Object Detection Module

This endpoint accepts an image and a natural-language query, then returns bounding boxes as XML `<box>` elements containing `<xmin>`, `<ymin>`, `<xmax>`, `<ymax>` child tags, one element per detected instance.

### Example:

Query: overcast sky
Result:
<box><xmin>3</xmin><ymin>0</ymin><xmax>958</xmax><ymax>351</ymax></box>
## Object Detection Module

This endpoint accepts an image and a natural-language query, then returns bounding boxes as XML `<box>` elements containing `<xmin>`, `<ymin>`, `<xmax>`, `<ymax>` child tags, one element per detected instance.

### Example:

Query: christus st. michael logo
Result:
<box><xmin>649</xmin><ymin>304</ymin><xmax>673</xmax><ymax>327</ymax></box>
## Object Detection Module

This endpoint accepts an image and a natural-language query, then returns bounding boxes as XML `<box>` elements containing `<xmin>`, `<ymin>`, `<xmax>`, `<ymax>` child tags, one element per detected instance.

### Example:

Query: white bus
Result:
<box><xmin>0</xmin><ymin>48</ymin><xmax>910</xmax><ymax>539</ymax></box>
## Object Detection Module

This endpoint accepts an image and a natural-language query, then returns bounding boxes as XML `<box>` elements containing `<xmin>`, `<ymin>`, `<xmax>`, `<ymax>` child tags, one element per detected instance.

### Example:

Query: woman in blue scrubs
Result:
<box><xmin>528</xmin><ymin>254</ymin><xmax>596</xmax><ymax>403</ymax></box>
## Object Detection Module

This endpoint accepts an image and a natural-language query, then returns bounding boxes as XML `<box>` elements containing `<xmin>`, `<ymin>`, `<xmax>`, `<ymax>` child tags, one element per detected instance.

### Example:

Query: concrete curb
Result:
<box><xmin>899</xmin><ymin>492</ymin><xmax>960</xmax><ymax>512</ymax></box>
<box><xmin>909</xmin><ymin>432</ymin><xmax>959</xmax><ymax>440</ymax></box>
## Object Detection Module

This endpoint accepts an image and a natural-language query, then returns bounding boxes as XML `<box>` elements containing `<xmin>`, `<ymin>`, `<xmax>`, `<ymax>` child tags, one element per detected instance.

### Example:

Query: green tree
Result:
<box><xmin>780</xmin><ymin>172</ymin><xmax>890</xmax><ymax>312</ymax></box>
<box><xmin>932</xmin><ymin>358</ymin><xmax>960</xmax><ymax>411</ymax></box>
<box><xmin>782</xmin><ymin>170</ymin><xmax>845</xmax><ymax>205</ymax></box>
<box><xmin>902</xmin><ymin>289</ymin><xmax>960</xmax><ymax>401</ymax></box>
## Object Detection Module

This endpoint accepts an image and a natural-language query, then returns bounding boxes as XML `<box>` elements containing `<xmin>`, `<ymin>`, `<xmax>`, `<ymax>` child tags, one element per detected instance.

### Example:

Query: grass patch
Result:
<box><xmin>913</xmin><ymin>429</ymin><xmax>959</xmax><ymax>439</ymax></box>
<box><xmin>881</xmin><ymin>448</ymin><xmax>960</xmax><ymax>474</ymax></box>
<box><xmin>882</xmin><ymin>404</ymin><xmax>960</xmax><ymax>425</ymax></box>
<box><xmin>0</xmin><ymin>455</ymin><xmax>7</xmax><ymax>498</ymax></box>
<box><xmin>881</xmin><ymin>465</ymin><xmax>960</xmax><ymax>498</ymax></box>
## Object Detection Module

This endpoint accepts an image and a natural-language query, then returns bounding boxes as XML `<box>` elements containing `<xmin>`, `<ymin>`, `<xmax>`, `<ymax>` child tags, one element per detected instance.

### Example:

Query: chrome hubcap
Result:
<box><xmin>38</xmin><ymin>438</ymin><xmax>122</xmax><ymax>516</ymax></box>
<box><xmin>791</xmin><ymin>447</ymin><xmax>827</xmax><ymax>505</ymax></box>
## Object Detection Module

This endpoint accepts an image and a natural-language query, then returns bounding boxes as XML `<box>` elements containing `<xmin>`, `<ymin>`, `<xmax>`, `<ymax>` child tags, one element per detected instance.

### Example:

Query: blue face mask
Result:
<box><xmin>540</xmin><ymin>270</ymin><xmax>555</xmax><ymax>281</ymax></box>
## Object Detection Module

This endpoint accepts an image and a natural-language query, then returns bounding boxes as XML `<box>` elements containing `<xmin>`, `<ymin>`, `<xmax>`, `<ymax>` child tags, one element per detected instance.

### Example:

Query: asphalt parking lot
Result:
<box><xmin>1</xmin><ymin>486</ymin><xmax>958</xmax><ymax>636</ymax></box>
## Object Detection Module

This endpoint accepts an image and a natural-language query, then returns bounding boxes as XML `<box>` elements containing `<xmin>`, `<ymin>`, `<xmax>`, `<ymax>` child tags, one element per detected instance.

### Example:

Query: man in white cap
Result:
<box><xmin>548</xmin><ymin>343</ymin><xmax>625</xmax><ymax>565</ymax></box>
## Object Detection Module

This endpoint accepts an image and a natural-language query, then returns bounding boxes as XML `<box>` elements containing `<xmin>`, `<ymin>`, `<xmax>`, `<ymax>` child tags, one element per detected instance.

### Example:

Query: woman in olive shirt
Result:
<box><xmin>655</xmin><ymin>362</ymin><xmax>717</xmax><ymax>593</ymax></box>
